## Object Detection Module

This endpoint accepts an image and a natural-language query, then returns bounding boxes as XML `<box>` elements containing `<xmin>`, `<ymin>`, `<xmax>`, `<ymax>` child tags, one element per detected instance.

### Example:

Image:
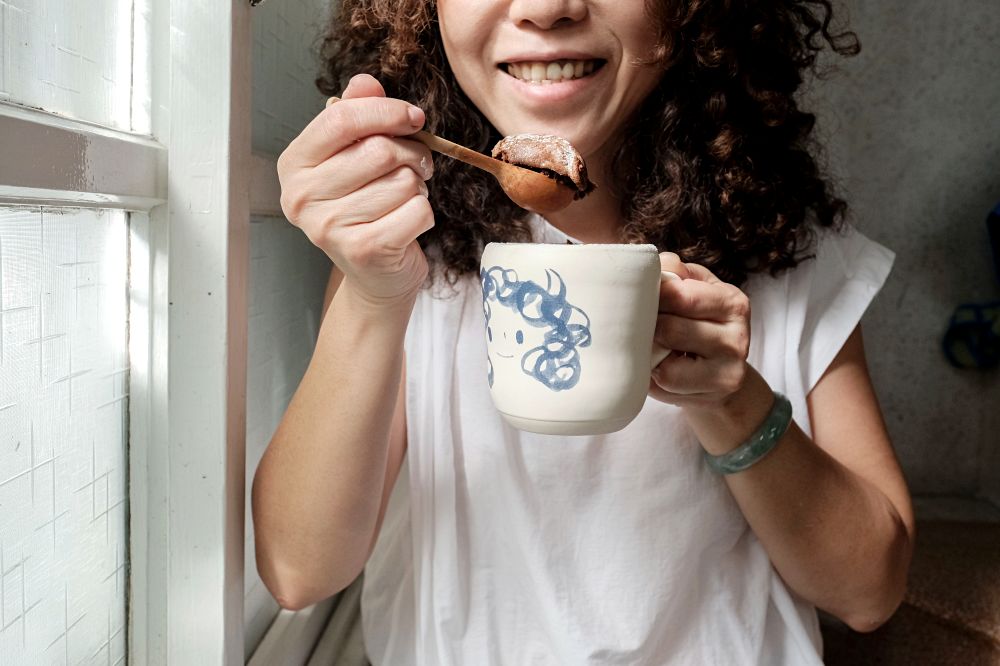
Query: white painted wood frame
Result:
<box><xmin>0</xmin><ymin>103</ymin><xmax>166</xmax><ymax>211</ymax></box>
<box><xmin>246</xmin><ymin>596</ymin><xmax>337</xmax><ymax>666</ymax></box>
<box><xmin>128</xmin><ymin>0</ymin><xmax>252</xmax><ymax>664</ymax></box>
<box><xmin>0</xmin><ymin>0</ymin><xmax>254</xmax><ymax>662</ymax></box>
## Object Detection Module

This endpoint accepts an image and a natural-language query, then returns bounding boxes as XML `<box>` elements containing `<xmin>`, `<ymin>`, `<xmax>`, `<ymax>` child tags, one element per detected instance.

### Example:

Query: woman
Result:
<box><xmin>252</xmin><ymin>0</ymin><xmax>915</xmax><ymax>662</ymax></box>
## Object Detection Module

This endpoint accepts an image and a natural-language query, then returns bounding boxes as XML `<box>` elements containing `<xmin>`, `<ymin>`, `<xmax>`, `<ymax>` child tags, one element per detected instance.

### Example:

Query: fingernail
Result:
<box><xmin>661</xmin><ymin>271</ymin><xmax>681</xmax><ymax>281</ymax></box>
<box><xmin>418</xmin><ymin>181</ymin><xmax>429</xmax><ymax>197</ymax></box>
<box><xmin>342</xmin><ymin>74</ymin><xmax>362</xmax><ymax>95</ymax></box>
<box><xmin>407</xmin><ymin>105</ymin><xmax>425</xmax><ymax>128</ymax></box>
<box><xmin>419</xmin><ymin>156</ymin><xmax>432</xmax><ymax>180</ymax></box>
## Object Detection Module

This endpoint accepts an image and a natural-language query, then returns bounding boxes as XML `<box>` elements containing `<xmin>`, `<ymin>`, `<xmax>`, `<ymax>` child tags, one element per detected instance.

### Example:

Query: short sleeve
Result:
<box><xmin>745</xmin><ymin>225</ymin><xmax>894</xmax><ymax>438</ymax></box>
<box><xmin>794</xmin><ymin>226</ymin><xmax>895</xmax><ymax>392</ymax></box>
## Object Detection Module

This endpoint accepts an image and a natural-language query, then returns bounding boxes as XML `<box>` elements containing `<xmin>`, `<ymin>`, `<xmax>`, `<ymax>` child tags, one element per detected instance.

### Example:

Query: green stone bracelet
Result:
<box><xmin>703</xmin><ymin>392</ymin><xmax>792</xmax><ymax>475</ymax></box>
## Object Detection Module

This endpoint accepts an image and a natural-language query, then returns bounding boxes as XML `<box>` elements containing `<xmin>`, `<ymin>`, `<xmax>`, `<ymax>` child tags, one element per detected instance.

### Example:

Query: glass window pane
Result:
<box><xmin>0</xmin><ymin>207</ymin><xmax>128</xmax><ymax>665</ymax></box>
<box><xmin>0</xmin><ymin>0</ymin><xmax>151</xmax><ymax>132</ymax></box>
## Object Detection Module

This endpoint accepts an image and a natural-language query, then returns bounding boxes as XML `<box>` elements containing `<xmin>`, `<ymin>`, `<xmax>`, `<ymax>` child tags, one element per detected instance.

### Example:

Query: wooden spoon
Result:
<box><xmin>326</xmin><ymin>97</ymin><xmax>577</xmax><ymax>215</ymax></box>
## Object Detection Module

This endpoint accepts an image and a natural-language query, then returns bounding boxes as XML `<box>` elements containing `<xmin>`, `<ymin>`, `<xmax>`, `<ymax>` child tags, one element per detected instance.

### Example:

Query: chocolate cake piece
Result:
<box><xmin>491</xmin><ymin>134</ymin><xmax>596</xmax><ymax>199</ymax></box>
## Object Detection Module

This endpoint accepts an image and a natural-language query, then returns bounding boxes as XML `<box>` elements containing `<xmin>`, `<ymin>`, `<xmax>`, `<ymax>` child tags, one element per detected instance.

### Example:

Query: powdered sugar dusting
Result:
<box><xmin>491</xmin><ymin>134</ymin><xmax>594</xmax><ymax>195</ymax></box>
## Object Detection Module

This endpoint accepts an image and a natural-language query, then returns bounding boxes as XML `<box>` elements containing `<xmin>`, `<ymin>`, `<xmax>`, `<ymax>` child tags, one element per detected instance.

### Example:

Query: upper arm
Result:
<box><xmin>321</xmin><ymin>264</ymin><xmax>409</xmax><ymax>561</ymax></box>
<box><xmin>806</xmin><ymin>325</ymin><xmax>915</xmax><ymax>537</ymax></box>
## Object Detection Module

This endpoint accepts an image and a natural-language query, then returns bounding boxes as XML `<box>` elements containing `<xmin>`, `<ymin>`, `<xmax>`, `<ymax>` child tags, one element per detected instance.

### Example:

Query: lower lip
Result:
<box><xmin>500</xmin><ymin>65</ymin><xmax>606</xmax><ymax>104</ymax></box>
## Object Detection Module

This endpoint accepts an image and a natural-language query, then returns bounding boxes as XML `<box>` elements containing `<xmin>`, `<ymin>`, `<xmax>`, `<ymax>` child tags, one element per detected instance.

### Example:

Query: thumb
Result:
<box><xmin>341</xmin><ymin>73</ymin><xmax>386</xmax><ymax>100</ymax></box>
<box><xmin>658</xmin><ymin>252</ymin><xmax>692</xmax><ymax>280</ymax></box>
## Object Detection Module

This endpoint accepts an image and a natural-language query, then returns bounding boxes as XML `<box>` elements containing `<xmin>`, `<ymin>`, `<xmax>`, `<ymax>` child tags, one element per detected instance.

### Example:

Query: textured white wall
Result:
<box><xmin>808</xmin><ymin>1</ymin><xmax>1000</xmax><ymax>498</ymax></box>
<box><xmin>246</xmin><ymin>0</ymin><xmax>332</xmax><ymax>654</ymax></box>
<box><xmin>251</xmin><ymin>0</ymin><xmax>329</xmax><ymax>157</ymax></box>
<box><xmin>0</xmin><ymin>207</ymin><xmax>128</xmax><ymax>665</ymax></box>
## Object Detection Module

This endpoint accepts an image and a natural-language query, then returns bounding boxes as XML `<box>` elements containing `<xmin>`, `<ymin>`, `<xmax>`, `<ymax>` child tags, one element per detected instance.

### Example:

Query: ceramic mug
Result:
<box><xmin>479</xmin><ymin>242</ymin><xmax>674</xmax><ymax>436</ymax></box>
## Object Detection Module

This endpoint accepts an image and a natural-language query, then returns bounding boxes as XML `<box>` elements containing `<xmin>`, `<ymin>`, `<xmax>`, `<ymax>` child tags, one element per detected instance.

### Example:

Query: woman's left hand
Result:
<box><xmin>649</xmin><ymin>253</ymin><xmax>752</xmax><ymax>409</ymax></box>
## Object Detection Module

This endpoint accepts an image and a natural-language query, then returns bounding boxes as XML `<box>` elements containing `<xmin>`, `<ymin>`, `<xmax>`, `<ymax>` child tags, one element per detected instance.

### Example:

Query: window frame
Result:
<box><xmin>0</xmin><ymin>0</ymin><xmax>252</xmax><ymax>663</ymax></box>
<box><xmin>127</xmin><ymin>1</ymin><xmax>252</xmax><ymax>664</ymax></box>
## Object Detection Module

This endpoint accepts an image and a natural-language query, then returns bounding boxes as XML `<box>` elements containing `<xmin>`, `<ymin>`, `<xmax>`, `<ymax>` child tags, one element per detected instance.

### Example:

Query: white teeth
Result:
<box><xmin>505</xmin><ymin>59</ymin><xmax>600</xmax><ymax>83</ymax></box>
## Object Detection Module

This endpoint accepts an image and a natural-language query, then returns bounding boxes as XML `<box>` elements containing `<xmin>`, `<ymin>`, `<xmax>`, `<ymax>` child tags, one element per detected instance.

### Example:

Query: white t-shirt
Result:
<box><xmin>361</xmin><ymin>215</ymin><xmax>895</xmax><ymax>665</ymax></box>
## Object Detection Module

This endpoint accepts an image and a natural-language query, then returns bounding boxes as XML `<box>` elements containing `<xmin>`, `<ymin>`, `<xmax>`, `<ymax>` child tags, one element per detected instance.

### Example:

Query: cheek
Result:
<box><xmin>436</xmin><ymin>3</ymin><xmax>490</xmax><ymax>79</ymax></box>
<box><xmin>436</xmin><ymin>5</ymin><xmax>463</xmax><ymax>66</ymax></box>
<box><xmin>437</xmin><ymin>3</ymin><xmax>474</xmax><ymax>77</ymax></box>
<box><xmin>615</xmin><ymin>0</ymin><xmax>660</xmax><ymax>53</ymax></box>
<box><xmin>608</xmin><ymin>3</ymin><xmax>663</xmax><ymax>91</ymax></box>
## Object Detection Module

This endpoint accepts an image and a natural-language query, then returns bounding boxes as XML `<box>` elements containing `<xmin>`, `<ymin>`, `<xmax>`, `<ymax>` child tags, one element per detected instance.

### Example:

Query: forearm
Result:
<box><xmin>252</xmin><ymin>279</ymin><xmax>412</xmax><ymax>604</ymax></box>
<box><xmin>684</xmin><ymin>369</ymin><xmax>913</xmax><ymax>631</ymax></box>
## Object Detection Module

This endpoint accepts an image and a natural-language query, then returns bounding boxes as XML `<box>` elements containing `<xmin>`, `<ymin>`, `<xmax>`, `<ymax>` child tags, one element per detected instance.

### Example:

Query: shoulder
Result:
<box><xmin>746</xmin><ymin>224</ymin><xmax>895</xmax><ymax>309</ymax></box>
<box><xmin>807</xmin><ymin>224</ymin><xmax>895</xmax><ymax>287</ymax></box>
<box><xmin>746</xmin><ymin>223</ymin><xmax>896</xmax><ymax>398</ymax></box>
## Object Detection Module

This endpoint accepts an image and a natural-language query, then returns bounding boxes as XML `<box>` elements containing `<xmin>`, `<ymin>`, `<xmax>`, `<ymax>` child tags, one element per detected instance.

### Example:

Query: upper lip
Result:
<box><xmin>498</xmin><ymin>50</ymin><xmax>605</xmax><ymax>64</ymax></box>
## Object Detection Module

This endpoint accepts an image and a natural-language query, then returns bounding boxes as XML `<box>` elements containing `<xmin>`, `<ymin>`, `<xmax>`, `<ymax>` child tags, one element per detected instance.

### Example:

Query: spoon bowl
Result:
<box><xmin>326</xmin><ymin>97</ymin><xmax>577</xmax><ymax>215</ymax></box>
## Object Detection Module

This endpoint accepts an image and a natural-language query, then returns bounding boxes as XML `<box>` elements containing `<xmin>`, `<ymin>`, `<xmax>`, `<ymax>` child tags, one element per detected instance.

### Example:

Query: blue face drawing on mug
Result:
<box><xmin>480</xmin><ymin>265</ymin><xmax>592</xmax><ymax>391</ymax></box>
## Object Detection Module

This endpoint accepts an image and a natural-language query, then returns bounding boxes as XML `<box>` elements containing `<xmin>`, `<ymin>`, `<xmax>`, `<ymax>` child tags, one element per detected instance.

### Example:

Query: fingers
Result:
<box><xmin>649</xmin><ymin>257</ymin><xmax>752</xmax><ymax>406</ymax></box>
<box><xmin>682</xmin><ymin>262</ymin><xmax>722</xmax><ymax>284</ymax></box>
<box><xmin>284</xmin><ymin>94</ymin><xmax>426</xmax><ymax>168</ymax></box>
<box><xmin>362</xmin><ymin>193</ymin><xmax>436</xmax><ymax>252</ymax></box>
<box><xmin>659</xmin><ymin>275</ymin><xmax>750</xmax><ymax>323</ymax></box>
<box><xmin>651</xmin><ymin>354</ymin><xmax>747</xmax><ymax>397</ymax></box>
<box><xmin>322</xmin><ymin>165</ymin><xmax>429</xmax><ymax>227</ymax></box>
<box><xmin>341</xmin><ymin>73</ymin><xmax>386</xmax><ymax>100</ymax></box>
<box><xmin>278</xmin><ymin>133</ymin><xmax>433</xmax><ymax>224</ymax></box>
<box><xmin>302</xmin><ymin>186</ymin><xmax>434</xmax><ymax>270</ymax></box>
<box><xmin>293</xmin><ymin>165</ymin><xmax>432</xmax><ymax>262</ymax></box>
<box><xmin>331</xmin><ymin>194</ymin><xmax>434</xmax><ymax>272</ymax></box>
<box><xmin>306</xmin><ymin>135</ymin><xmax>433</xmax><ymax>201</ymax></box>
<box><xmin>658</xmin><ymin>252</ymin><xmax>692</xmax><ymax>279</ymax></box>
<box><xmin>654</xmin><ymin>313</ymin><xmax>749</xmax><ymax>359</ymax></box>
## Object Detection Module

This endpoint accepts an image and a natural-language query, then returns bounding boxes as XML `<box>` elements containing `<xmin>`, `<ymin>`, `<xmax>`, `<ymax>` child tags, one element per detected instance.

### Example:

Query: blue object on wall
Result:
<box><xmin>942</xmin><ymin>202</ymin><xmax>1000</xmax><ymax>370</ymax></box>
<box><xmin>989</xmin><ymin>201</ymin><xmax>1000</xmax><ymax>284</ymax></box>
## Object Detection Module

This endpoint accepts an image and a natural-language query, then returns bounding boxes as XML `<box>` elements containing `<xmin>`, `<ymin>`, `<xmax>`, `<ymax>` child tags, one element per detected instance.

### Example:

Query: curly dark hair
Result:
<box><xmin>316</xmin><ymin>0</ymin><xmax>859</xmax><ymax>286</ymax></box>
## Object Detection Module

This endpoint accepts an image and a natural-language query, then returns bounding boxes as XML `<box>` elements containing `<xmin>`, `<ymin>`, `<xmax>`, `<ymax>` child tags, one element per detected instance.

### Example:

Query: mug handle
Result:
<box><xmin>651</xmin><ymin>271</ymin><xmax>680</xmax><ymax>369</ymax></box>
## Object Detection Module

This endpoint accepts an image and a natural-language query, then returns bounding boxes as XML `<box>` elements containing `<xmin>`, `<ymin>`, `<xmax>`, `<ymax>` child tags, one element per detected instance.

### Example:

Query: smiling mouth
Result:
<box><xmin>501</xmin><ymin>59</ymin><xmax>607</xmax><ymax>84</ymax></box>
<box><xmin>496</xmin><ymin>352</ymin><xmax>514</xmax><ymax>358</ymax></box>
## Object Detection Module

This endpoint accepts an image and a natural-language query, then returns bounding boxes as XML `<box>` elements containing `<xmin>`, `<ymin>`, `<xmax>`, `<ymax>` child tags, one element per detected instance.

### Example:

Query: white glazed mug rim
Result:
<box><xmin>484</xmin><ymin>241</ymin><xmax>659</xmax><ymax>252</ymax></box>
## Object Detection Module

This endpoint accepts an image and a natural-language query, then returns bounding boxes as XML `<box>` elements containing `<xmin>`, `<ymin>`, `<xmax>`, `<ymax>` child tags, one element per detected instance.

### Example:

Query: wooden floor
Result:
<box><xmin>823</xmin><ymin>520</ymin><xmax>1000</xmax><ymax>665</ymax></box>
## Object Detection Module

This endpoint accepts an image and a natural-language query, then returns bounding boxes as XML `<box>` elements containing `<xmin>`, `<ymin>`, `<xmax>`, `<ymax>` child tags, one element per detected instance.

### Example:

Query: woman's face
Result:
<box><xmin>437</xmin><ymin>0</ymin><xmax>663</xmax><ymax>164</ymax></box>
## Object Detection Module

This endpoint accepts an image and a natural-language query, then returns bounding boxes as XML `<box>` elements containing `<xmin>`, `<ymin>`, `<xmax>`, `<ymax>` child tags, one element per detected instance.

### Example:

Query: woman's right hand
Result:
<box><xmin>277</xmin><ymin>74</ymin><xmax>435</xmax><ymax>305</ymax></box>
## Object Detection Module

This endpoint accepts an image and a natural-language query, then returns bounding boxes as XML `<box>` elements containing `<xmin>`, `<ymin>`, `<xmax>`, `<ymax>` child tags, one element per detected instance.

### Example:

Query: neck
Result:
<box><xmin>540</xmin><ymin>144</ymin><xmax>623</xmax><ymax>244</ymax></box>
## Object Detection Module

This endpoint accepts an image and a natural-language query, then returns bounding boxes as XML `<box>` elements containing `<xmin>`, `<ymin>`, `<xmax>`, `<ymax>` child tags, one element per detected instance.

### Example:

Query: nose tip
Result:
<box><xmin>509</xmin><ymin>0</ymin><xmax>588</xmax><ymax>31</ymax></box>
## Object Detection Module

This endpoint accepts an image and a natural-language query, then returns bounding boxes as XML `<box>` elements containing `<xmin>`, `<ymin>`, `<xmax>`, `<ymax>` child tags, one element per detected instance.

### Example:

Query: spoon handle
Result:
<box><xmin>410</xmin><ymin>131</ymin><xmax>502</xmax><ymax>176</ymax></box>
<box><xmin>326</xmin><ymin>96</ymin><xmax>502</xmax><ymax>177</ymax></box>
